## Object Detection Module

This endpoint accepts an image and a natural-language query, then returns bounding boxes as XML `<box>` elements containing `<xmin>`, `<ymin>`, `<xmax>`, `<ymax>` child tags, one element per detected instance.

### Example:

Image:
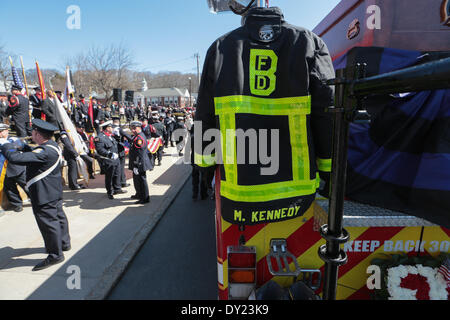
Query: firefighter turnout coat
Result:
<box><xmin>194</xmin><ymin>7</ymin><xmax>335</xmax><ymax>226</ymax></box>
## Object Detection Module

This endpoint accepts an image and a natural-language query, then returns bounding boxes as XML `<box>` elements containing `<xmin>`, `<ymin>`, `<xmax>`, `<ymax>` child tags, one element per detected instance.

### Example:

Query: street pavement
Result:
<box><xmin>0</xmin><ymin>145</ymin><xmax>191</xmax><ymax>300</ymax></box>
<box><xmin>107</xmin><ymin>176</ymin><xmax>217</xmax><ymax>300</ymax></box>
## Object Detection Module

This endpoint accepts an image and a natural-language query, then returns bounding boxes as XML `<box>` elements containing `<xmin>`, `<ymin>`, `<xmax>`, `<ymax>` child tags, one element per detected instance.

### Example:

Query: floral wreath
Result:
<box><xmin>370</xmin><ymin>253</ymin><xmax>450</xmax><ymax>300</ymax></box>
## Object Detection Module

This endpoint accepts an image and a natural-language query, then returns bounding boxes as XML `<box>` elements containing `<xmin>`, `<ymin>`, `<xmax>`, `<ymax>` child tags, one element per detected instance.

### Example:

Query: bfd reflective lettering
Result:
<box><xmin>250</xmin><ymin>49</ymin><xmax>278</xmax><ymax>96</ymax></box>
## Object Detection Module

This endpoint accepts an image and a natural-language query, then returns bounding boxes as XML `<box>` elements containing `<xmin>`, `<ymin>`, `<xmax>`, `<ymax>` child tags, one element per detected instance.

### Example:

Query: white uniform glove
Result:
<box><xmin>133</xmin><ymin>168</ymin><xmax>139</xmax><ymax>175</ymax></box>
<box><xmin>111</xmin><ymin>153</ymin><xmax>119</xmax><ymax>160</ymax></box>
<box><xmin>0</xmin><ymin>138</ymin><xmax>8</xmax><ymax>145</ymax></box>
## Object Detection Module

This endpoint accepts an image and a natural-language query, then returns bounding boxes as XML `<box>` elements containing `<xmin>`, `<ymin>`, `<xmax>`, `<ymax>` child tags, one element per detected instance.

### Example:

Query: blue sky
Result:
<box><xmin>0</xmin><ymin>0</ymin><xmax>340</xmax><ymax>73</ymax></box>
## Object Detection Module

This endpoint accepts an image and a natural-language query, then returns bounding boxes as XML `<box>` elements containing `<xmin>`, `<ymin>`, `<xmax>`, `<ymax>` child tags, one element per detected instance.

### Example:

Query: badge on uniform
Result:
<box><xmin>135</xmin><ymin>138</ymin><xmax>143</xmax><ymax>148</ymax></box>
<box><xmin>259</xmin><ymin>25</ymin><xmax>274</xmax><ymax>41</ymax></box>
<box><xmin>33</xmin><ymin>148</ymin><xmax>44</xmax><ymax>154</ymax></box>
<box><xmin>9</xmin><ymin>96</ymin><xmax>18</xmax><ymax>107</ymax></box>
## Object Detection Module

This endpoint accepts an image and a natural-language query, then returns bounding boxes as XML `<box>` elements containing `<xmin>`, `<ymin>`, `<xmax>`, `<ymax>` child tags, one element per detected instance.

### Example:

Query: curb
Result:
<box><xmin>85</xmin><ymin>163</ymin><xmax>192</xmax><ymax>300</ymax></box>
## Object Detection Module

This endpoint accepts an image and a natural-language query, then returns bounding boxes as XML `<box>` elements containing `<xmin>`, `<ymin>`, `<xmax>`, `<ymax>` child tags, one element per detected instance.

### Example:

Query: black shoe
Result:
<box><xmin>135</xmin><ymin>197</ymin><xmax>150</xmax><ymax>204</ymax></box>
<box><xmin>108</xmin><ymin>194</ymin><xmax>114</xmax><ymax>199</ymax></box>
<box><xmin>89</xmin><ymin>174</ymin><xmax>96</xmax><ymax>179</ymax></box>
<box><xmin>70</xmin><ymin>185</ymin><xmax>83</xmax><ymax>190</ymax></box>
<box><xmin>113</xmin><ymin>189</ymin><xmax>127</xmax><ymax>195</ymax></box>
<box><xmin>122</xmin><ymin>183</ymin><xmax>131</xmax><ymax>188</ymax></box>
<box><xmin>130</xmin><ymin>194</ymin><xmax>139</xmax><ymax>200</ymax></box>
<box><xmin>12</xmin><ymin>207</ymin><xmax>23</xmax><ymax>213</ymax></box>
<box><xmin>179</xmin><ymin>152</ymin><xmax>183</xmax><ymax>156</ymax></box>
<box><xmin>157</xmin><ymin>162</ymin><xmax>162</xmax><ymax>166</ymax></box>
<box><xmin>201</xmin><ymin>194</ymin><xmax>208</xmax><ymax>200</ymax></box>
<box><xmin>32</xmin><ymin>256</ymin><xmax>65</xmax><ymax>271</ymax></box>
<box><xmin>62</xmin><ymin>245</ymin><xmax>71</xmax><ymax>252</ymax></box>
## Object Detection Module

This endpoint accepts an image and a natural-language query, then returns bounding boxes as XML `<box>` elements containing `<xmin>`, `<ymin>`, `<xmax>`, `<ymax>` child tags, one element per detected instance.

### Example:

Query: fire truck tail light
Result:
<box><xmin>229</xmin><ymin>270</ymin><xmax>255</xmax><ymax>283</ymax></box>
<box><xmin>228</xmin><ymin>252</ymin><xmax>256</xmax><ymax>268</ymax></box>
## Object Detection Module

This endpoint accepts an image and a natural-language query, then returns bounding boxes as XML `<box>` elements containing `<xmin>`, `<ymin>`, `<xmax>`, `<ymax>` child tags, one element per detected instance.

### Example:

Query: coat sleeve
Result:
<box><xmin>193</xmin><ymin>43</ymin><xmax>218</xmax><ymax>170</ymax></box>
<box><xmin>308</xmin><ymin>34</ymin><xmax>335</xmax><ymax>192</ymax></box>
<box><xmin>1</xmin><ymin>143</ymin><xmax>48</xmax><ymax>164</ymax></box>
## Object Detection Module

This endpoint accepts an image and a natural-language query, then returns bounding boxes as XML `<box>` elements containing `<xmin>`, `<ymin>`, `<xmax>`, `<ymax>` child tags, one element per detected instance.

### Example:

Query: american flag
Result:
<box><xmin>438</xmin><ymin>257</ymin><xmax>450</xmax><ymax>287</ymax></box>
<box><xmin>11</xmin><ymin>65</ymin><xmax>24</xmax><ymax>89</ymax></box>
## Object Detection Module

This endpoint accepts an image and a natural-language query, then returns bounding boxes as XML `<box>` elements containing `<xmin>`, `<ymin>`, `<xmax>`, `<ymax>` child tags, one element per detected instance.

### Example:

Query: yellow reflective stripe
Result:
<box><xmin>221</xmin><ymin>179</ymin><xmax>317</xmax><ymax>203</ymax></box>
<box><xmin>221</xmin><ymin>113</ymin><xmax>238</xmax><ymax>184</ymax></box>
<box><xmin>315</xmin><ymin>173</ymin><xmax>321</xmax><ymax>189</ymax></box>
<box><xmin>214</xmin><ymin>95</ymin><xmax>311</xmax><ymax>116</ymax></box>
<box><xmin>214</xmin><ymin>94</ymin><xmax>314</xmax><ymax>203</ymax></box>
<box><xmin>194</xmin><ymin>152</ymin><xmax>216</xmax><ymax>167</ymax></box>
<box><xmin>289</xmin><ymin>113</ymin><xmax>310</xmax><ymax>181</ymax></box>
<box><xmin>317</xmin><ymin>158</ymin><xmax>332</xmax><ymax>172</ymax></box>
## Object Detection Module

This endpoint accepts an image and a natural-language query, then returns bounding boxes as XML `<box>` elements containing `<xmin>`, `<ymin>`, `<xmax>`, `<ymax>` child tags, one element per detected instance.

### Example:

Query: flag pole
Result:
<box><xmin>20</xmin><ymin>56</ymin><xmax>32</xmax><ymax>125</ymax></box>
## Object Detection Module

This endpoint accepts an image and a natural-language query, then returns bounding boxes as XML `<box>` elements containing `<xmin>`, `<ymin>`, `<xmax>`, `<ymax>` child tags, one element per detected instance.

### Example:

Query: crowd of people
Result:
<box><xmin>0</xmin><ymin>83</ymin><xmax>202</xmax><ymax>271</ymax></box>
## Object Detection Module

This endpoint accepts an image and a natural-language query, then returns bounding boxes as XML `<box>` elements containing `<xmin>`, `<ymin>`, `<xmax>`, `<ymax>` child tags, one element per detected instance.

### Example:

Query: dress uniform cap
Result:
<box><xmin>0</xmin><ymin>123</ymin><xmax>9</xmax><ymax>131</ymax></box>
<box><xmin>130</xmin><ymin>121</ymin><xmax>142</xmax><ymax>128</ymax></box>
<box><xmin>100</xmin><ymin>120</ymin><xmax>113</xmax><ymax>128</ymax></box>
<box><xmin>11</xmin><ymin>84</ymin><xmax>23</xmax><ymax>91</ymax></box>
<box><xmin>32</xmin><ymin>119</ymin><xmax>58</xmax><ymax>135</ymax></box>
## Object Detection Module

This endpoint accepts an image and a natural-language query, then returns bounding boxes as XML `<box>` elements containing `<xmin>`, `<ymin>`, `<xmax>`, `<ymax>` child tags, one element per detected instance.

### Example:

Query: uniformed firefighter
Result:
<box><xmin>141</xmin><ymin>117</ymin><xmax>157</xmax><ymax>170</ymax></box>
<box><xmin>151</xmin><ymin>115</ymin><xmax>166</xmax><ymax>166</ymax></box>
<box><xmin>175</xmin><ymin>116</ymin><xmax>186</xmax><ymax>156</ymax></box>
<box><xmin>0</xmin><ymin>124</ymin><xmax>29</xmax><ymax>212</ymax></box>
<box><xmin>75</xmin><ymin>122</ymin><xmax>95</xmax><ymax>179</ymax></box>
<box><xmin>112</xmin><ymin>117</ymin><xmax>129</xmax><ymax>188</ymax></box>
<box><xmin>120</xmin><ymin>121</ymin><xmax>152</xmax><ymax>204</ymax></box>
<box><xmin>6</xmin><ymin>84</ymin><xmax>32</xmax><ymax>137</ymax></box>
<box><xmin>41</xmin><ymin>90</ymin><xmax>64</xmax><ymax>131</ymax></box>
<box><xmin>189</xmin><ymin>121</ymin><xmax>208</xmax><ymax>200</ymax></box>
<box><xmin>94</xmin><ymin>120</ymin><xmax>126</xmax><ymax>199</ymax></box>
<box><xmin>29</xmin><ymin>87</ymin><xmax>44</xmax><ymax>120</ymax></box>
<box><xmin>164</xmin><ymin>112</ymin><xmax>176</xmax><ymax>147</ymax></box>
<box><xmin>59</xmin><ymin>130</ymin><xmax>85</xmax><ymax>190</ymax></box>
<box><xmin>0</xmin><ymin>119</ymin><xmax>71</xmax><ymax>271</ymax></box>
<box><xmin>194</xmin><ymin>5</ymin><xmax>334</xmax><ymax>226</ymax></box>
<box><xmin>0</xmin><ymin>92</ymin><xmax>8</xmax><ymax>122</ymax></box>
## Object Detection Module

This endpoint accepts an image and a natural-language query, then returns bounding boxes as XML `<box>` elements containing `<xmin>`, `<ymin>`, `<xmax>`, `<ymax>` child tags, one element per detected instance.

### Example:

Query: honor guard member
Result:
<box><xmin>0</xmin><ymin>124</ymin><xmax>29</xmax><ymax>212</ymax></box>
<box><xmin>0</xmin><ymin>119</ymin><xmax>71</xmax><ymax>271</ymax></box>
<box><xmin>120</xmin><ymin>121</ymin><xmax>151</xmax><ymax>204</ymax></box>
<box><xmin>94</xmin><ymin>120</ymin><xmax>125</xmax><ymax>199</ymax></box>
<box><xmin>7</xmin><ymin>85</ymin><xmax>32</xmax><ymax>137</ymax></box>
<box><xmin>194</xmin><ymin>3</ymin><xmax>334</xmax><ymax>226</ymax></box>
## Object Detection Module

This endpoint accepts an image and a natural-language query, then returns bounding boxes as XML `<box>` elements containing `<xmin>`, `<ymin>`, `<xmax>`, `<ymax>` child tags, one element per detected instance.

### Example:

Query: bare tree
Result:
<box><xmin>68</xmin><ymin>42</ymin><xmax>136</xmax><ymax>103</ymax></box>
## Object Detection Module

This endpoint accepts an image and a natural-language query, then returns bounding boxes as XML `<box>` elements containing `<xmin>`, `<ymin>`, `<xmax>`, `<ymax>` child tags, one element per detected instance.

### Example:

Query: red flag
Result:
<box><xmin>35</xmin><ymin>61</ymin><xmax>46</xmax><ymax>120</ymax></box>
<box><xmin>88</xmin><ymin>97</ymin><xmax>94</xmax><ymax>128</ymax></box>
<box><xmin>89</xmin><ymin>134</ymin><xmax>95</xmax><ymax>154</ymax></box>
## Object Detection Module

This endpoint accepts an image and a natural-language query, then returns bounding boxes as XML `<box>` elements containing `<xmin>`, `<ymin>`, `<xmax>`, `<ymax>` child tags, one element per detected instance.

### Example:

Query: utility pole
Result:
<box><xmin>194</xmin><ymin>53</ymin><xmax>200</xmax><ymax>86</ymax></box>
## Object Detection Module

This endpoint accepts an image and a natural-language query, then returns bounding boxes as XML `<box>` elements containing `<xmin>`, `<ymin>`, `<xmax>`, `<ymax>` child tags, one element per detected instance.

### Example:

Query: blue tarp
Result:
<box><xmin>335</xmin><ymin>47</ymin><xmax>450</xmax><ymax>228</ymax></box>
